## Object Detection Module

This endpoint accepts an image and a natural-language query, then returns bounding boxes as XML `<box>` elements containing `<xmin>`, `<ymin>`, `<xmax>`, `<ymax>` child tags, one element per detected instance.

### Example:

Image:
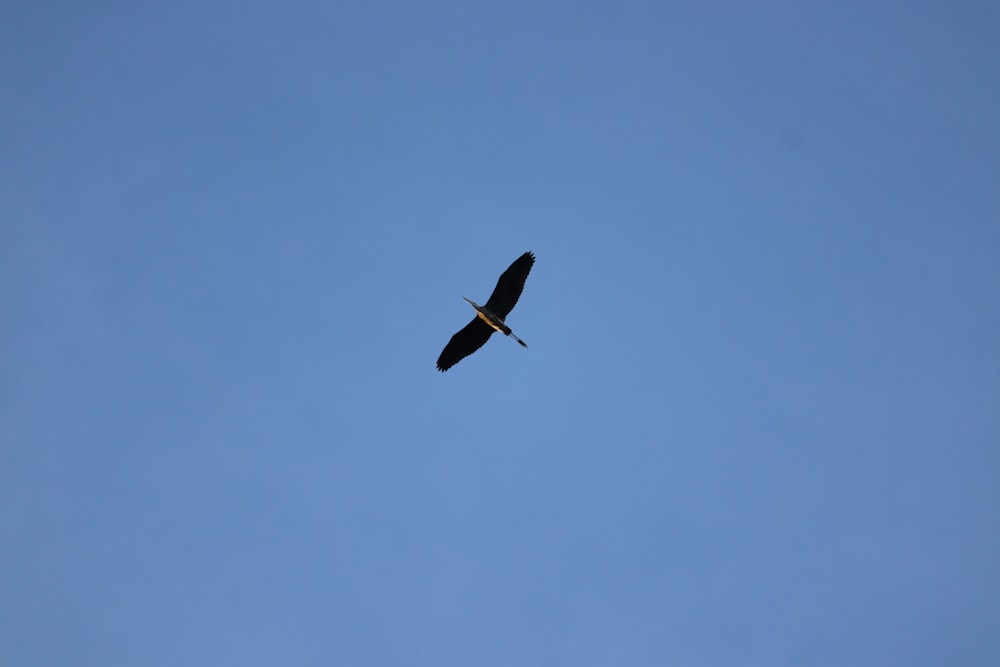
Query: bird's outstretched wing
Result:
<box><xmin>436</xmin><ymin>317</ymin><xmax>495</xmax><ymax>371</ymax></box>
<box><xmin>484</xmin><ymin>251</ymin><xmax>535</xmax><ymax>320</ymax></box>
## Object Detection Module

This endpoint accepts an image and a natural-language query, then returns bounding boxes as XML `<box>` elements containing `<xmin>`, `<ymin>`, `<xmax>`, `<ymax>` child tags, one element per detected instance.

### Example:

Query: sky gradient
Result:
<box><xmin>2</xmin><ymin>2</ymin><xmax>999</xmax><ymax>665</ymax></box>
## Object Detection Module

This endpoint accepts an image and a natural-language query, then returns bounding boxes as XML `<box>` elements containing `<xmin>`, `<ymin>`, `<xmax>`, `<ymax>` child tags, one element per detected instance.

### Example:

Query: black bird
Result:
<box><xmin>436</xmin><ymin>251</ymin><xmax>535</xmax><ymax>371</ymax></box>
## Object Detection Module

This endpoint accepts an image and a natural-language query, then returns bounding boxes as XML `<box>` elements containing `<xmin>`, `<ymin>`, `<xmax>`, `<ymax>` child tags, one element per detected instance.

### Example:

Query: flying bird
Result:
<box><xmin>436</xmin><ymin>251</ymin><xmax>535</xmax><ymax>372</ymax></box>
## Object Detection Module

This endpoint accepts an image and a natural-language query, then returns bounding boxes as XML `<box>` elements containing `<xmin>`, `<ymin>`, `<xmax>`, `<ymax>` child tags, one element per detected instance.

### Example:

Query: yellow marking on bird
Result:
<box><xmin>475</xmin><ymin>310</ymin><xmax>500</xmax><ymax>330</ymax></box>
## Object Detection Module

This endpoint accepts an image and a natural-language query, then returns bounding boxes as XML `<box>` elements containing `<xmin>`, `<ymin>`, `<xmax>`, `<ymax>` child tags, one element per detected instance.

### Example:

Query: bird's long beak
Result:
<box><xmin>462</xmin><ymin>297</ymin><xmax>477</xmax><ymax>307</ymax></box>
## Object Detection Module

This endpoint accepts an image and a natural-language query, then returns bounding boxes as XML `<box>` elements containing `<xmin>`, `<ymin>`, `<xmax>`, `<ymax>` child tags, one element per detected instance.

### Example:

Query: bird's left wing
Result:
<box><xmin>484</xmin><ymin>251</ymin><xmax>535</xmax><ymax>319</ymax></box>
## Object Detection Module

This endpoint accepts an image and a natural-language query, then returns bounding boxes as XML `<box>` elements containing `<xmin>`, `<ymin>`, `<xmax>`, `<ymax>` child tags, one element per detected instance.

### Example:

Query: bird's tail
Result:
<box><xmin>510</xmin><ymin>332</ymin><xmax>527</xmax><ymax>348</ymax></box>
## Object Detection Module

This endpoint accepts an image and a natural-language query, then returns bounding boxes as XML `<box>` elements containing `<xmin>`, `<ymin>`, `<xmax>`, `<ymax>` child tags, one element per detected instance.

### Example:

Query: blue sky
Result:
<box><xmin>2</xmin><ymin>2</ymin><xmax>998</xmax><ymax>665</ymax></box>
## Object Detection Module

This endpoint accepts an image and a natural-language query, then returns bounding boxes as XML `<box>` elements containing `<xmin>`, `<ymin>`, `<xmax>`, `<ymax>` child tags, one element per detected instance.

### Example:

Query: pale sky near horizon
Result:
<box><xmin>2</xmin><ymin>2</ymin><xmax>999</xmax><ymax>665</ymax></box>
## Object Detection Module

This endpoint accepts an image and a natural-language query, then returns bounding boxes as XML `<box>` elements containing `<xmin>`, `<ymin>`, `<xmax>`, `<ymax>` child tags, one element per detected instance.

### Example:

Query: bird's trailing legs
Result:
<box><xmin>509</xmin><ymin>332</ymin><xmax>527</xmax><ymax>347</ymax></box>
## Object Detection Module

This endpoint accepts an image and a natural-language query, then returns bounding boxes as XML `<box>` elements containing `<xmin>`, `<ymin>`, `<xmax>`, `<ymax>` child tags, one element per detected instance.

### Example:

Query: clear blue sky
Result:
<box><xmin>2</xmin><ymin>2</ymin><xmax>998</xmax><ymax>665</ymax></box>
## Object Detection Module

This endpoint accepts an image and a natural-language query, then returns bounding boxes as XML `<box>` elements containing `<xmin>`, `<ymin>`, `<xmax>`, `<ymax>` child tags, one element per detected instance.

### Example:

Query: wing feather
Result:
<box><xmin>436</xmin><ymin>317</ymin><xmax>495</xmax><ymax>371</ymax></box>
<box><xmin>484</xmin><ymin>251</ymin><xmax>535</xmax><ymax>319</ymax></box>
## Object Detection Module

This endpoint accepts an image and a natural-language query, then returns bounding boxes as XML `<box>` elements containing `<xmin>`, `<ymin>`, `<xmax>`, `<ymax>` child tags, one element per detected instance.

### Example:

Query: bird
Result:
<box><xmin>436</xmin><ymin>251</ymin><xmax>535</xmax><ymax>372</ymax></box>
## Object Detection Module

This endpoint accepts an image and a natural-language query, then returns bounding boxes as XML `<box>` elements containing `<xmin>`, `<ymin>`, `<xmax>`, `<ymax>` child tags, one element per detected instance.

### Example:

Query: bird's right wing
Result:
<box><xmin>436</xmin><ymin>317</ymin><xmax>495</xmax><ymax>371</ymax></box>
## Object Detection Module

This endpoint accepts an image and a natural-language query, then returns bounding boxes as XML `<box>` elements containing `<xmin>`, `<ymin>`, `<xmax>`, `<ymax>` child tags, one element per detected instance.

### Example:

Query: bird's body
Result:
<box><xmin>436</xmin><ymin>252</ymin><xmax>534</xmax><ymax>371</ymax></box>
<box><xmin>463</xmin><ymin>297</ymin><xmax>524</xmax><ymax>343</ymax></box>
